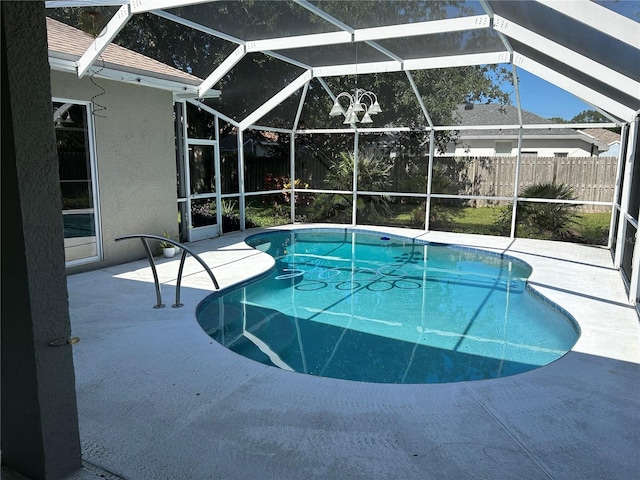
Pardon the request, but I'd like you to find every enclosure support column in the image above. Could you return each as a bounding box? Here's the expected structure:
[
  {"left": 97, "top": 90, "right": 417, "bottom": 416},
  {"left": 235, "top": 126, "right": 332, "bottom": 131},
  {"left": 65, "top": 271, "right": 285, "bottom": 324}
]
[
  {"left": 425, "top": 129, "right": 435, "bottom": 231},
  {"left": 238, "top": 129, "right": 247, "bottom": 230},
  {"left": 352, "top": 131, "right": 359, "bottom": 226},
  {"left": 175, "top": 101, "right": 189, "bottom": 240},
  {"left": 290, "top": 132, "right": 296, "bottom": 223},
  {"left": 214, "top": 115, "right": 223, "bottom": 231},
  {"left": 509, "top": 127, "right": 524, "bottom": 238},
  {"left": 181, "top": 100, "right": 195, "bottom": 242},
  {"left": 1, "top": 2, "right": 82, "bottom": 478},
  {"left": 621, "top": 119, "right": 640, "bottom": 303},
  {"left": 213, "top": 142, "right": 223, "bottom": 231},
  {"left": 614, "top": 120, "right": 638, "bottom": 269},
  {"left": 608, "top": 124, "right": 629, "bottom": 250}
]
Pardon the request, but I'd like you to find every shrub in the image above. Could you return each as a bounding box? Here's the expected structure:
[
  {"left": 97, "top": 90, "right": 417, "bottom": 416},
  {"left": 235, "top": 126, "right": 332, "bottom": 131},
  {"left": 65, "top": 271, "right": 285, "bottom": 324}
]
[
  {"left": 497, "top": 182, "right": 582, "bottom": 240},
  {"left": 262, "top": 174, "right": 310, "bottom": 206},
  {"left": 308, "top": 152, "right": 393, "bottom": 223}
]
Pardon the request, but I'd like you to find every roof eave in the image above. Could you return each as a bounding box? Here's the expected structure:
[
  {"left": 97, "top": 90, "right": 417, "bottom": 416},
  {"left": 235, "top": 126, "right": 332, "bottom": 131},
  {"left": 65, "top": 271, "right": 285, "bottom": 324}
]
[{"left": 49, "top": 55, "right": 221, "bottom": 98}]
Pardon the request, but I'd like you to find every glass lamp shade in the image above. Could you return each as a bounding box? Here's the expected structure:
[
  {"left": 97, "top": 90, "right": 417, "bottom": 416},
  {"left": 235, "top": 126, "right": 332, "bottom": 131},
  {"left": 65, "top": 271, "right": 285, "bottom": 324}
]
[
  {"left": 368, "top": 101, "right": 382, "bottom": 114},
  {"left": 360, "top": 112, "right": 373, "bottom": 124},
  {"left": 352, "top": 102, "right": 364, "bottom": 113},
  {"left": 343, "top": 111, "right": 359, "bottom": 124},
  {"left": 329, "top": 102, "right": 343, "bottom": 117}
]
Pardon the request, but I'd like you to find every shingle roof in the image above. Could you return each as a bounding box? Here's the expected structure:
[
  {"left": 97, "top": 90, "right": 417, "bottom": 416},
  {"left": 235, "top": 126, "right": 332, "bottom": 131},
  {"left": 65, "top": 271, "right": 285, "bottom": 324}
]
[
  {"left": 580, "top": 128, "right": 621, "bottom": 145},
  {"left": 46, "top": 17, "right": 202, "bottom": 86},
  {"left": 453, "top": 104, "right": 578, "bottom": 137}
]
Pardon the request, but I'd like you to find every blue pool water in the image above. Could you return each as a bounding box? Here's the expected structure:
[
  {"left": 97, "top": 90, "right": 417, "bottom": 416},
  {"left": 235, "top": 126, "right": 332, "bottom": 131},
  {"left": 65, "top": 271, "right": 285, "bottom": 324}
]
[{"left": 197, "top": 229, "right": 580, "bottom": 384}]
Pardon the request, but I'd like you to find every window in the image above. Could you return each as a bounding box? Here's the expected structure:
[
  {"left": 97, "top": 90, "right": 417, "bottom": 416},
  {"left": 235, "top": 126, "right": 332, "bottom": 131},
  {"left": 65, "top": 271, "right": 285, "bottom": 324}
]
[
  {"left": 495, "top": 141, "right": 512, "bottom": 156},
  {"left": 53, "top": 100, "right": 102, "bottom": 265},
  {"left": 554, "top": 152, "right": 568, "bottom": 158}
]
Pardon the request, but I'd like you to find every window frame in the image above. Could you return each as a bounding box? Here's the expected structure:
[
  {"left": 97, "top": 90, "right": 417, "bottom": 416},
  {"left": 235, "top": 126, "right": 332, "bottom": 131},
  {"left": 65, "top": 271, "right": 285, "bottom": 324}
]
[{"left": 53, "top": 97, "right": 103, "bottom": 266}]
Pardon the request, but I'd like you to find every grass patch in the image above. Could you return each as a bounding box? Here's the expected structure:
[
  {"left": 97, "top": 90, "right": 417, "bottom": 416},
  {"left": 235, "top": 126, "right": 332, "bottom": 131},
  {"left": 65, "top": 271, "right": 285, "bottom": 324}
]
[
  {"left": 443, "top": 206, "right": 503, "bottom": 236},
  {"left": 241, "top": 203, "right": 611, "bottom": 246},
  {"left": 574, "top": 211, "right": 611, "bottom": 245},
  {"left": 245, "top": 202, "right": 290, "bottom": 227}
]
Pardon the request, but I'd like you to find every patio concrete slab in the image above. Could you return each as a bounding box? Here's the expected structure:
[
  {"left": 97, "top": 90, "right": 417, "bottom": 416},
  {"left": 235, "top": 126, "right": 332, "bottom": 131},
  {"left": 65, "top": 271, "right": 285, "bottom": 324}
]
[{"left": 61, "top": 226, "right": 639, "bottom": 480}]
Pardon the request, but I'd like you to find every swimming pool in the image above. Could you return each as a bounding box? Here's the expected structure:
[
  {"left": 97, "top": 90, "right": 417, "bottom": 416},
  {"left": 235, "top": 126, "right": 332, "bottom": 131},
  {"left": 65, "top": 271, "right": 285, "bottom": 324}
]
[{"left": 197, "top": 229, "right": 580, "bottom": 383}]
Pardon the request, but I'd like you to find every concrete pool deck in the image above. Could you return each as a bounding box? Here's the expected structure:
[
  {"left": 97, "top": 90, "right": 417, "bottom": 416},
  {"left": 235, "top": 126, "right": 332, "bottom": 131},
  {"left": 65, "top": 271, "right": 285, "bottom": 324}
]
[{"left": 16, "top": 226, "right": 639, "bottom": 479}]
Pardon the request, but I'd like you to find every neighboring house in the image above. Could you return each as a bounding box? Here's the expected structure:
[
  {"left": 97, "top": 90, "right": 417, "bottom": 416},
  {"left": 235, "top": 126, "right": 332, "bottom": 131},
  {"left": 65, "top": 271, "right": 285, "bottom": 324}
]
[
  {"left": 47, "top": 18, "right": 218, "bottom": 271},
  {"left": 580, "top": 127, "right": 622, "bottom": 158},
  {"left": 444, "top": 104, "right": 609, "bottom": 158}
]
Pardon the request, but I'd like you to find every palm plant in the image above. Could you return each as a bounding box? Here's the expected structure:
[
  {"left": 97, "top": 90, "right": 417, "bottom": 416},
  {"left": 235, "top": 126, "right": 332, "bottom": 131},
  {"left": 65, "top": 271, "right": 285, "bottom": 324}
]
[
  {"left": 498, "top": 182, "right": 581, "bottom": 239},
  {"left": 309, "top": 151, "right": 393, "bottom": 223}
]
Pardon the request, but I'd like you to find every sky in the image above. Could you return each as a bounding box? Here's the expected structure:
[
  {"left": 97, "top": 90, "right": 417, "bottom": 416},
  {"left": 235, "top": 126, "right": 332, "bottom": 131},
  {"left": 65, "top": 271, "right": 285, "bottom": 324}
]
[
  {"left": 514, "top": 70, "right": 593, "bottom": 121},
  {"left": 506, "top": 0, "right": 640, "bottom": 121}
]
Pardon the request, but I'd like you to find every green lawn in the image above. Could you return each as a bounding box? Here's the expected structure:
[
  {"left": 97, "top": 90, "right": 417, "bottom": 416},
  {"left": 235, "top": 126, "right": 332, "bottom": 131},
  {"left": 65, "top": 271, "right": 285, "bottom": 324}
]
[
  {"left": 244, "top": 202, "right": 611, "bottom": 246},
  {"left": 430, "top": 206, "right": 610, "bottom": 245},
  {"left": 245, "top": 202, "right": 291, "bottom": 227}
]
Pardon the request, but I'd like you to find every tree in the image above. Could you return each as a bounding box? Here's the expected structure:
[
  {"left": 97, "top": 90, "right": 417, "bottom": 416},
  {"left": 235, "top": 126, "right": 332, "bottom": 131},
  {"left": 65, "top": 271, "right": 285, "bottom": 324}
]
[
  {"left": 570, "top": 110, "right": 609, "bottom": 123},
  {"left": 48, "top": 2, "right": 513, "bottom": 151},
  {"left": 548, "top": 116, "right": 568, "bottom": 124}
]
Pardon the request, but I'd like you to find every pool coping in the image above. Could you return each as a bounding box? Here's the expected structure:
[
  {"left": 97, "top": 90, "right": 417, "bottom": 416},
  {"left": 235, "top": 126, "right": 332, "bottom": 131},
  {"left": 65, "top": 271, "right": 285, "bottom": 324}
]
[{"left": 61, "top": 225, "right": 640, "bottom": 480}]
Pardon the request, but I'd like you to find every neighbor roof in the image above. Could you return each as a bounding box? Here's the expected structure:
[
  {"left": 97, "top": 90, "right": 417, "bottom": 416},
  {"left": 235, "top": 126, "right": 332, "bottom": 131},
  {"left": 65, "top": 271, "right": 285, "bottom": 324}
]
[
  {"left": 453, "top": 104, "right": 609, "bottom": 151},
  {"left": 45, "top": 0, "right": 639, "bottom": 128},
  {"left": 580, "top": 128, "right": 621, "bottom": 146}
]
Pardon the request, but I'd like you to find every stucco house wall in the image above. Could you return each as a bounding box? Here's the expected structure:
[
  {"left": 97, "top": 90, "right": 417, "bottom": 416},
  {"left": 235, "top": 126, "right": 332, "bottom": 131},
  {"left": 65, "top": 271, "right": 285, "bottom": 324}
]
[{"left": 51, "top": 70, "right": 178, "bottom": 273}]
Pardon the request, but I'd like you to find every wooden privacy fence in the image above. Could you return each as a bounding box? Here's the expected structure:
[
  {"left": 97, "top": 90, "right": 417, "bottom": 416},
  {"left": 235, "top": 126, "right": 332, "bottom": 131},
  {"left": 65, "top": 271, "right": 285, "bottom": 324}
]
[
  {"left": 225, "top": 154, "right": 617, "bottom": 212},
  {"left": 435, "top": 155, "right": 617, "bottom": 211}
]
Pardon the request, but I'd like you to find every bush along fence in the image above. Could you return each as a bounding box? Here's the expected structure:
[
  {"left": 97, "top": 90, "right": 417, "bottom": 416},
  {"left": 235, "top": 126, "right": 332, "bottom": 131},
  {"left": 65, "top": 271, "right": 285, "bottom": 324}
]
[{"left": 433, "top": 155, "right": 617, "bottom": 211}]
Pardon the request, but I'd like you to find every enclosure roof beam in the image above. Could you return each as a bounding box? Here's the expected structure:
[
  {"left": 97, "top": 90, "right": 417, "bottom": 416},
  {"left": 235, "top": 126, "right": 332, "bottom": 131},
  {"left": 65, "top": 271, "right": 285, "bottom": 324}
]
[
  {"left": 293, "top": 82, "right": 310, "bottom": 131},
  {"left": 312, "top": 51, "right": 510, "bottom": 78},
  {"left": 293, "top": 0, "right": 354, "bottom": 34},
  {"left": 152, "top": 9, "right": 244, "bottom": 45},
  {"left": 198, "top": 44, "right": 245, "bottom": 97},
  {"left": 130, "top": 0, "right": 213, "bottom": 14},
  {"left": 261, "top": 51, "right": 313, "bottom": 71},
  {"left": 316, "top": 76, "right": 348, "bottom": 119},
  {"left": 511, "top": 54, "right": 633, "bottom": 122},
  {"left": 534, "top": 0, "right": 640, "bottom": 49},
  {"left": 76, "top": 4, "right": 131, "bottom": 78},
  {"left": 313, "top": 61, "right": 401, "bottom": 78},
  {"left": 291, "top": 0, "right": 400, "bottom": 65},
  {"left": 248, "top": 125, "right": 294, "bottom": 135},
  {"left": 405, "top": 52, "right": 510, "bottom": 71},
  {"left": 186, "top": 98, "right": 239, "bottom": 127},
  {"left": 239, "top": 70, "right": 313, "bottom": 130},
  {"left": 246, "top": 31, "right": 352, "bottom": 53},
  {"left": 511, "top": 64, "right": 523, "bottom": 127},
  {"left": 245, "top": 16, "right": 490, "bottom": 53},
  {"left": 354, "top": 15, "right": 490, "bottom": 42},
  {"left": 478, "top": 1, "right": 522, "bottom": 126},
  {"left": 45, "top": 1, "right": 128, "bottom": 6},
  {"left": 494, "top": 14, "right": 640, "bottom": 100},
  {"left": 449, "top": 123, "right": 618, "bottom": 131},
  {"left": 296, "top": 127, "right": 427, "bottom": 134},
  {"left": 405, "top": 71, "right": 434, "bottom": 129}
]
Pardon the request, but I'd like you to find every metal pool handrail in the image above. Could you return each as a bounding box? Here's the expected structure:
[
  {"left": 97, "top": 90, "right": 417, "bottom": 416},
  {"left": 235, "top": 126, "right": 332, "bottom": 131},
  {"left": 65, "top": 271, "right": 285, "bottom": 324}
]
[{"left": 115, "top": 234, "right": 220, "bottom": 309}]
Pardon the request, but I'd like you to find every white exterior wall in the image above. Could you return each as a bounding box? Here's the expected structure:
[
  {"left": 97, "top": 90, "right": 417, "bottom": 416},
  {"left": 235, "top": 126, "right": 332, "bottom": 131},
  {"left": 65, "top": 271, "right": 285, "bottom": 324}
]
[
  {"left": 50, "top": 71, "right": 178, "bottom": 272},
  {"left": 443, "top": 137, "right": 598, "bottom": 157}
]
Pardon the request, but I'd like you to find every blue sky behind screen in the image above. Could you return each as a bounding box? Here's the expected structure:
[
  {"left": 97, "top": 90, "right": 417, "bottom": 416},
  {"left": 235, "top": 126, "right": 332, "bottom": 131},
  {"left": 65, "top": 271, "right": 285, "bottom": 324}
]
[{"left": 516, "top": 70, "right": 592, "bottom": 120}]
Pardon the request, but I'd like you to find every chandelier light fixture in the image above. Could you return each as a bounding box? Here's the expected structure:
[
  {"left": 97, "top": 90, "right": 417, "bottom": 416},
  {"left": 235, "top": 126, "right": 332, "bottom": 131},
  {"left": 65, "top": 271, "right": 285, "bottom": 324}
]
[{"left": 329, "top": 88, "right": 382, "bottom": 125}]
